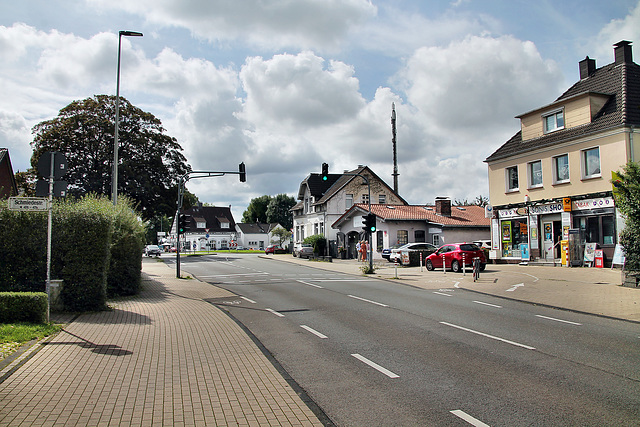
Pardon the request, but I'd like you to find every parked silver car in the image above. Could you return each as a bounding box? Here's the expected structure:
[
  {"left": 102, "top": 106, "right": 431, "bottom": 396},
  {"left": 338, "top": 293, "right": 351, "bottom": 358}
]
[
  {"left": 389, "top": 242, "right": 437, "bottom": 264},
  {"left": 293, "top": 243, "right": 314, "bottom": 259},
  {"left": 144, "top": 245, "right": 162, "bottom": 257}
]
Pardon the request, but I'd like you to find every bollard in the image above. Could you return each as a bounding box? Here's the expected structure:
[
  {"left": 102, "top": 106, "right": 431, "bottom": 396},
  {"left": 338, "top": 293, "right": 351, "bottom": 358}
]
[
  {"left": 442, "top": 253, "right": 446, "bottom": 274},
  {"left": 394, "top": 259, "right": 398, "bottom": 279},
  {"left": 462, "top": 253, "right": 466, "bottom": 276},
  {"left": 420, "top": 252, "right": 423, "bottom": 272}
]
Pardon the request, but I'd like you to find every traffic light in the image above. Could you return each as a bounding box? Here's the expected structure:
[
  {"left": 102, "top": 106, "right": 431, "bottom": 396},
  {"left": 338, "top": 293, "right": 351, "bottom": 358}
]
[
  {"left": 178, "top": 214, "right": 192, "bottom": 234},
  {"left": 321, "top": 163, "right": 329, "bottom": 181},
  {"left": 366, "top": 213, "right": 376, "bottom": 233},
  {"left": 361, "top": 215, "right": 369, "bottom": 232},
  {"left": 239, "top": 162, "right": 246, "bottom": 182}
]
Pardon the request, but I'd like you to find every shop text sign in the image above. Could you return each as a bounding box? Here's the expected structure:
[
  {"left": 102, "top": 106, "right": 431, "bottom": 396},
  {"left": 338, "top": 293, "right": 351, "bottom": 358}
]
[
  {"left": 528, "top": 203, "right": 563, "bottom": 216},
  {"left": 572, "top": 197, "right": 614, "bottom": 210}
]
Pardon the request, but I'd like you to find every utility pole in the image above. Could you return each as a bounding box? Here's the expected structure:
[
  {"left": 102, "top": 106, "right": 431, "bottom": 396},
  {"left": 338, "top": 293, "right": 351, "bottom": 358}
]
[{"left": 391, "top": 102, "right": 399, "bottom": 194}]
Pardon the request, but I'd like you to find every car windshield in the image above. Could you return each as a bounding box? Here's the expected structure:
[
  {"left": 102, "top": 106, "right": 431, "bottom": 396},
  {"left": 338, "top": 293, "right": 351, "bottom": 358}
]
[{"left": 460, "top": 244, "right": 480, "bottom": 251}]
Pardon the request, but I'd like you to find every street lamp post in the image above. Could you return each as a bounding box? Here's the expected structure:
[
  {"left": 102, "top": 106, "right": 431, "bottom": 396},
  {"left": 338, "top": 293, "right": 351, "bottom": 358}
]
[{"left": 112, "top": 30, "right": 143, "bottom": 206}]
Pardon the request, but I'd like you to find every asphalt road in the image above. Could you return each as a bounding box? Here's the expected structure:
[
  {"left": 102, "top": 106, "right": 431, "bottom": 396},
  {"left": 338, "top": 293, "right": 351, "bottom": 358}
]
[{"left": 171, "top": 254, "right": 640, "bottom": 426}]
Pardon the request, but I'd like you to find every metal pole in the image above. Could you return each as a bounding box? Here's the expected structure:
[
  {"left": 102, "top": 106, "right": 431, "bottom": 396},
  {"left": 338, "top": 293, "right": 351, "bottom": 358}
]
[
  {"left": 45, "top": 152, "right": 54, "bottom": 323},
  {"left": 112, "top": 33, "right": 123, "bottom": 206}
]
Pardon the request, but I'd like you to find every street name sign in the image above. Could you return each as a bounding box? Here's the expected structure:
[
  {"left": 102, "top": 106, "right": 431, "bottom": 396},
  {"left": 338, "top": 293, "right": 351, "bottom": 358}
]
[{"left": 9, "top": 197, "right": 49, "bottom": 211}]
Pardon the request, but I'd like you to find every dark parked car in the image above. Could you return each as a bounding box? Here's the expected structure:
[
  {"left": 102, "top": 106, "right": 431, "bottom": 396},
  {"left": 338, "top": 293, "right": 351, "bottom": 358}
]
[
  {"left": 425, "top": 243, "right": 486, "bottom": 272},
  {"left": 381, "top": 244, "right": 402, "bottom": 261}
]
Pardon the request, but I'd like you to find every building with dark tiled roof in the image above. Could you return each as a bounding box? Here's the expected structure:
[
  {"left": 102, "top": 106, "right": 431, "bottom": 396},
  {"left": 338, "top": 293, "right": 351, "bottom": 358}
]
[
  {"left": 170, "top": 204, "right": 237, "bottom": 251},
  {"left": 332, "top": 199, "right": 490, "bottom": 259},
  {"left": 291, "top": 165, "right": 406, "bottom": 257},
  {"left": 485, "top": 41, "right": 640, "bottom": 264},
  {"left": 0, "top": 149, "right": 18, "bottom": 199}
]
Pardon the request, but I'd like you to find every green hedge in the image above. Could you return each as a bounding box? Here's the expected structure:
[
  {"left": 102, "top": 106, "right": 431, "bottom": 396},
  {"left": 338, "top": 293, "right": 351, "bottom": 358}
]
[
  {"left": 0, "top": 292, "right": 48, "bottom": 323},
  {"left": 0, "top": 195, "right": 145, "bottom": 314}
]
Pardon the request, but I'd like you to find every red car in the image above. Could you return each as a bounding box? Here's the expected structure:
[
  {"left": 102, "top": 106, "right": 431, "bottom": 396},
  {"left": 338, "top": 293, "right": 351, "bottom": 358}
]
[{"left": 425, "top": 243, "right": 486, "bottom": 272}]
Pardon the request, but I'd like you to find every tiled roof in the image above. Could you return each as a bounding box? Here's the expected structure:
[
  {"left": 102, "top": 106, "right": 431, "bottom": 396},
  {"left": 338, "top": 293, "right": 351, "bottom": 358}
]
[
  {"left": 237, "top": 223, "right": 270, "bottom": 234},
  {"left": 333, "top": 203, "right": 489, "bottom": 228},
  {"left": 485, "top": 60, "right": 640, "bottom": 163},
  {"left": 314, "top": 166, "right": 407, "bottom": 206},
  {"left": 182, "top": 205, "right": 236, "bottom": 233}
]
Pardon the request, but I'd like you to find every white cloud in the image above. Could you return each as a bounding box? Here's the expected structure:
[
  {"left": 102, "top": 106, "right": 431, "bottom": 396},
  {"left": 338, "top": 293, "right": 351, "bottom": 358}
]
[
  {"left": 87, "top": 0, "right": 377, "bottom": 51},
  {"left": 591, "top": 2, "right": 640, "bottom": 61}
]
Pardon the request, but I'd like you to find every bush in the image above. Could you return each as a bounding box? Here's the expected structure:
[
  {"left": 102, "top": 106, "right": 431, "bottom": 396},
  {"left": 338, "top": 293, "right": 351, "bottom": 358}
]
[
  {"left": 107, "top": 199, "right": 145, "bottom": 297},
  {"left": 304, "top": 234, "right": 327, "bottom": 256},
  {"left": 0, "top": 292, "right": 48, "bottom": 323}
]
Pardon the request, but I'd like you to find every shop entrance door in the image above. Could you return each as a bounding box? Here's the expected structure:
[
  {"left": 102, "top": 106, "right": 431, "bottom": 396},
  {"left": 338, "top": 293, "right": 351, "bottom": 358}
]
[
  {"left": 543, "top": 222, "right": 554, "bottom": 260},
  {"left": 553, "top": 220, "right": 562, "bottom": 258}
]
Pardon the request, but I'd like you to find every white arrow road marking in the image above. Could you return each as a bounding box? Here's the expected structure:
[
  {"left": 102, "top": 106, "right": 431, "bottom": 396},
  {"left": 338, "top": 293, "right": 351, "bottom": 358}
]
[
  {"left": 450, "top": 410, "right": 491, "bottom": 426},
  {"left": 300, "top": 325, "right": 328, "bottom": 339},
  {"left": 440, "top": 322, "right": 536, "bottom": 350},
  {"left": 506, "top": 283, "right": 524, "bottom": 292},
  {"left": 266, "top": 308, "right": 285, "bottom": 317},
  {"left": 351, "top": 354, "right": 399, "bottom": 378},
  {"left": 535, "top": 314, "right": 582, "bottom": 325},
  {"left": 296, "top": 280, "right": 324, "bottom": 289}
]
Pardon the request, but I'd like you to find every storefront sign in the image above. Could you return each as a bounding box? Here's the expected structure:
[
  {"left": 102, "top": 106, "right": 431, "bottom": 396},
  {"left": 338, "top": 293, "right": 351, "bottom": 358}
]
[
  {"left": 572, "top": 197, "right": 614, "bottom": 210},
  {"left": 529, "top": 202, "right": 563, "bottom": 216},
  {"left": 498, "top": 207, "right": 528, "bottom": 218},
  {"left": 563, "top": 197, "right": 572, "bottom": 211}
]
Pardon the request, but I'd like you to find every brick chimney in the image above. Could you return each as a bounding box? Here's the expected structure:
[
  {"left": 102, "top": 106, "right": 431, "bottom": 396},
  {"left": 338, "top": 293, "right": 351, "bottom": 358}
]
[
  {"left": 614, "top": 40, "right": 632, "bottom": 65},
  {"left": 435, "top": 197, "right": 451, "bottom": 217},
  {"left": 579, "top": 56, "right": 596, "bottom": 79}
]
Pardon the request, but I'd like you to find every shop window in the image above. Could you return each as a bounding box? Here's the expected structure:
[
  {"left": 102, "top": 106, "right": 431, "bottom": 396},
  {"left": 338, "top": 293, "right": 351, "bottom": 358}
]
[
  {"left": 582, "top": 147, "right": 601, "bottom": 179},
  {"left": 397, "top": 230, "right": 408, "bottom": 245},
  {"left": 415, "top": 230, "right": 425, "bottom": 242},
  {"left": 553, "top": 154, "right": 570, "bottom": 183},
  {"left": 579, "top": 215, "right": 615, "bottom": 246},
  {"left": 527, "top": 160, "right": 543, "bottom": 188},
  {"left": 501, "top": 218, "right": 528, "bottom": 258}
]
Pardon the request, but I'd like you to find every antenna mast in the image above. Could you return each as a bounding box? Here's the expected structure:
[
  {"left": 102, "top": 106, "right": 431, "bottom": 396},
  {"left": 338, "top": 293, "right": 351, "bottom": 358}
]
[{"left": 391, "top": 102, "right": 399, "bottom": 193}]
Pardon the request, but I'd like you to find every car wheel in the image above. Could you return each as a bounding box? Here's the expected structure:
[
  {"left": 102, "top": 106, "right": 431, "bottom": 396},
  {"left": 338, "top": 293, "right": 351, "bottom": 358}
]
[
  {"left": 426, "top": 260, "right": 434, "bottom": 271},
  {"left": 451, "top": 260, "right": 460, "bottom": 273}
]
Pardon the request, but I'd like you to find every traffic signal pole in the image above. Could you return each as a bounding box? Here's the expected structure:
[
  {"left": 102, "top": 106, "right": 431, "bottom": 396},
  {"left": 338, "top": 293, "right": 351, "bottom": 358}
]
[{"left": 175, "top": 164, "right": 247, "bottom": 278}]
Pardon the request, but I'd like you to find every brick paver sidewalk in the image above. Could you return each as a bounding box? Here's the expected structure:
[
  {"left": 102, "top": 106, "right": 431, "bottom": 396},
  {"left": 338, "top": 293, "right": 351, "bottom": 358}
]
[{"left": 0, "top": 260, "right": 322, "bottom": 426}]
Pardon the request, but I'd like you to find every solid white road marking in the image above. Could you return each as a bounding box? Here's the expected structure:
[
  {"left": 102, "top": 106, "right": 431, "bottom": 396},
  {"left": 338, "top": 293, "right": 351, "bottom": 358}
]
[
  {"left": 450, "top": 410, "right": 491, "bottom": 426},
  {"left": 200, "top": 272, "right": 269, "bottom": 278},
  {"left": 433, "top": 291, "right": 453, "bottom": 297},
  {"left": 296, "top": 280, "right": 324, "bottom": 289},
  {"left": 506, "top": 283, "right": 524, "bottom": 292},
  {"left": 473, "top": 301, "right": 502, "bottom": 308},
  {"left": 240, "top": 296, "right": 256, "bottom": 304},
  {"left": 440, "top": 322, "right": 536, "bottom": 350},
  {"left": 300, "top": 325, "right": 328, "bottom": 339},
  {"left": 521, "top": 272, "right": 539, "bottom": 282},
  {"left": 351, "top": 354, "right": 399, "bottom": 378},
  {"left": 535, "top": 314, "right": 582, "bottom": 325},
  {"left": 266, "top": 308, "right": 285, "bottom": 317},
  {"left": 348, "top": 295, "right": 389, "bottom": 307}
]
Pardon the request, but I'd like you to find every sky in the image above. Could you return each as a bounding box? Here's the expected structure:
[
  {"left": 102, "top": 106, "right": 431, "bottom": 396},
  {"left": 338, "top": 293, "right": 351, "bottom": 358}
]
[{"left": 2, "top": 0, "right": 640, "bottom": 222}]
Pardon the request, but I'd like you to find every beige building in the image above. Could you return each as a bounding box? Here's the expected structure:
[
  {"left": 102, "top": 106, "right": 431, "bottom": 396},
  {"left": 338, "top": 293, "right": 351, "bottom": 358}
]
[{"left": 485, "top": 41, "right": 640, "bottom": 264}]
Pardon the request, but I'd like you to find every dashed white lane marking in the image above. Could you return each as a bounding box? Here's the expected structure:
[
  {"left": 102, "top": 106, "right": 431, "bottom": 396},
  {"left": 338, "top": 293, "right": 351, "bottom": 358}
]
[
  {"left": 440, "top": 322, "right": 536, "bottom": 350},
  {"left": 473, "top": 300, "right": 502, "bottom": 308},
  {"left": 240, "top": 296, "right": 256, "bottom": 304},
  {"left": 266, "top": 308, "right": 285, "bottom": 317},
  {"left": 535, "top": 314, "right": 582, "bottom": 325},
  {"left": 351, "top": 354, "right": 399, "bottom": 378},
  {"left": 450, "top": 409, "right": 491, "bottom": 426},
  {"left": 347, "top": 295, "right": 389, "bottom": 307},
  {"left": 300, "top": 325, "right": 328, "bottom": 339},
  {"left": 296, "top": 280, "right": 324, "bottom": 289},
  {"left": 433, "top": 291, "right": 453, "bottom": 297}
]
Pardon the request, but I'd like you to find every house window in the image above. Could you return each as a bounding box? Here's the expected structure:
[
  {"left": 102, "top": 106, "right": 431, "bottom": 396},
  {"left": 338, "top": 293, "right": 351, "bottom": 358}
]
[
  {"left": 397, "top": 230, "right": 408, "bottom": 245},
  {"left": 197, "top": 221, "right": 206, "bottom": 228},
  {"left": 553, "top": 154, "right": 570, "bottom": 183},
  {"left": 414, "top": 230, "right": 425, "bottom": 242},
  {"left": 220, "top": 222, "right": 230, "bottom": 229},
  {"left": 433, "top": 234, "right": 440, "bottom": 246},
  {"left": 314, "top": 223, "right": 318, "bottom": 235},
  {"left": 346, "top": 194, "right": 353, "bottom": 209},
  {"left": 320, "top": 222, "right": 324, "bottom": 235},
  {"left": 527, "top": 160, "right": 543, "bottom": 188},
  {"left": 361, "top": 194, "right": 369, "bottom": 204},
  {"left": 505, "top": 166, "right": 519, "bottom": 192},
  {"left": 582, "top": 147, "right": 601, "bottom": 178},
  {"left": 379, "top": 194, "right": 386, "bottom": 204},
  {"left": 543, "top": 109, "right": 564, "bottom": 133}
]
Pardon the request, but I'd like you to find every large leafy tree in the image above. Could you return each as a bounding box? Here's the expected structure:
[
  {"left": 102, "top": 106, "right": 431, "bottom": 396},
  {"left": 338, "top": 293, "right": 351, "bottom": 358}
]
[
  {"left": 612, "top": 162, "right": 640, "bottom": 272},
  {"left": 242, "top": 195, "right": 271, "bottom": 223},
  {"left": 266, "top": 193, "right": 296, "bottom": 230},
  {"left": 30, "top": 95, "right": 190, "bottom": 220}
]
